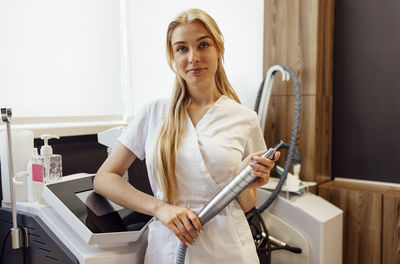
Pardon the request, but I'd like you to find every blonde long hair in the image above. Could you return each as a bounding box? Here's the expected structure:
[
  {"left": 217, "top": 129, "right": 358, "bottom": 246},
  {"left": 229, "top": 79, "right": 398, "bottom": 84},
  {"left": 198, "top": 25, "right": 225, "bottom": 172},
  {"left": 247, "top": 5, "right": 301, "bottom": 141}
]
[{"left": 153, "top": 9, "right": 240, "bottom": 203}]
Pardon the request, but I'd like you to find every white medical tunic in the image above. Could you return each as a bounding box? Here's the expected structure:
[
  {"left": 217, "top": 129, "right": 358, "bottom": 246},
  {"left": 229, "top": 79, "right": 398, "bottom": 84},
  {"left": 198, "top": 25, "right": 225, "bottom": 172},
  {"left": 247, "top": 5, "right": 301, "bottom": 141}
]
[{"left": 118, "top": 95, "right": 266, "bottom": 264}]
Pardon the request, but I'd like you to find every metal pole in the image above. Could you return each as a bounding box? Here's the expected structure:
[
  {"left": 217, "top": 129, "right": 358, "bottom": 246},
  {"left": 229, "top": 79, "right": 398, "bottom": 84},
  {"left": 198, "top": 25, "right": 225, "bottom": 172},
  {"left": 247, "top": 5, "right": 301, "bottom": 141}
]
[{"left": 1, "top": 108, "right": 22, "bottom": 249}]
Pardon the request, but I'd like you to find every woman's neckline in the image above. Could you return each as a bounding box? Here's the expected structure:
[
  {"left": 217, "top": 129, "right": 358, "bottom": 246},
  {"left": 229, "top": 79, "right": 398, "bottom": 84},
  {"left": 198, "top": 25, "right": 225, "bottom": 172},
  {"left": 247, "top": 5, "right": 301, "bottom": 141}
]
[{"left": 187, "top": 95, "right": 226, "bottom": 128}]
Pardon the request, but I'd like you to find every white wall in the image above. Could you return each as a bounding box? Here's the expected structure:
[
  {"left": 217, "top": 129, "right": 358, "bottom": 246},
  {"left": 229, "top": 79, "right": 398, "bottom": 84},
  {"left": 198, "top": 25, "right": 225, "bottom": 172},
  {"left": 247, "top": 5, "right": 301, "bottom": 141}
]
[
  {"left": 0, "top": 0, "right": 264, "bottom": 134},
  {"left": 126, "top": 0, "right": 264, "bottom": 114},
  {"left": 0, "top": 0, "right": 121, "bottom": 118}
]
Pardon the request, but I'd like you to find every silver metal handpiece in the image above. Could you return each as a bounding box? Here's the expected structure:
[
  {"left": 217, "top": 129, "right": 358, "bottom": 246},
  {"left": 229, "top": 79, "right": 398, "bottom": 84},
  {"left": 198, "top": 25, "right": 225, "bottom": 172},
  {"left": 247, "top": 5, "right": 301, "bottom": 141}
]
[{"left": 197, "top": 140, "right": 284, "bottom": 225}]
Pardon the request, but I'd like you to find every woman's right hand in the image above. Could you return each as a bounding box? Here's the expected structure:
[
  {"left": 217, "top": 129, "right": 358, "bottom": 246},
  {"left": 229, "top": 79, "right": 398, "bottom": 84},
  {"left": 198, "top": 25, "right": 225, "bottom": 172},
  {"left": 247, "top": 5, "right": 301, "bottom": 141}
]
[{"left": 154, "top": 203, "right": 203, "bottom": 245}]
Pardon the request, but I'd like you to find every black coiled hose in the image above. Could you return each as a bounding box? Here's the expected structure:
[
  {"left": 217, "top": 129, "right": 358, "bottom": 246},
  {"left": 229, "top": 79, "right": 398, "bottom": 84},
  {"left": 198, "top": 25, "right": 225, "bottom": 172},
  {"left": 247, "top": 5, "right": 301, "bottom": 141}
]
[{"left": 257, "top": 64, "right": 302, "bottom": 213}]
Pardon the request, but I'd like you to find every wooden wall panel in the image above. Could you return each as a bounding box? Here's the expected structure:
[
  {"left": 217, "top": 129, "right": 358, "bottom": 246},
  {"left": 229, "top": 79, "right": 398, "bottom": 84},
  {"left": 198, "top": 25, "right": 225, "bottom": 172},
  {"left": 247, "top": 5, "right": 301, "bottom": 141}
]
[
  {"left": 264, "top": 95, "right": 315, "bottom": 182},
  {"left": 263, "top": 0, "right": 334, "bottom": 184},
  {"left": 319, "top": 181, "right": 400, "bottom": 264},
  {"left": 319, "top": 181, "right": 383, "bottom": 264},
  {"left": 264, "top": 0, "right": 318, "bottom": 96},
  {"left": 264, "top": 94, "right": 331, "bottom": 183},
  {"left": 382, "top": 190, "right": 400, "bottom": 264},
  {"left": 317, "top": 0, "right": 335, "bottom": 96},
  {"left": 315, "top": 95, "right": 332, "bottom": 183}
]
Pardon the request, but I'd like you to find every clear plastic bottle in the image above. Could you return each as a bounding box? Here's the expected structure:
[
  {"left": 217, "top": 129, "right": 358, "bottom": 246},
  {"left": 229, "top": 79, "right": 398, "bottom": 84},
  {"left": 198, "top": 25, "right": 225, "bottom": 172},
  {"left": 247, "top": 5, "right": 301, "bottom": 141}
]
[
  {"left": 38, "top": 134, "right": 62, "bottom": 184},
  {"left": 35, "top": 155, "right": 62, "bottom": 184}
]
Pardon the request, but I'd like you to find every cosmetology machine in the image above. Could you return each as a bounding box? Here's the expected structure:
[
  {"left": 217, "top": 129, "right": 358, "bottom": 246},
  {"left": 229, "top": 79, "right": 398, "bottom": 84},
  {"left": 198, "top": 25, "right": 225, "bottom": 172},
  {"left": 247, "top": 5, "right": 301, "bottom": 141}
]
[
  {"left": 251, "top": 66, "right": 342, "bottom": 264},
  {"left": 0, "top": 65, "right": 342, "bottom": 264},
  {"left": 0, "top": 115, "right": 151, "bottom": 264}
]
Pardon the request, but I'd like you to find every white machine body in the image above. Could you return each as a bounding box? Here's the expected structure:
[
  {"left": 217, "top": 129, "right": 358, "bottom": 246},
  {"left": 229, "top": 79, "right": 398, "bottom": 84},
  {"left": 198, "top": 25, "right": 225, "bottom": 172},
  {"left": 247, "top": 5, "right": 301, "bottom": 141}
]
[
  {"left": 14, "top": 202, "right": 147, "bottom": 264},
  {"left": 257, "top": 188, "right": 343, "bottom": 264},
  {"left": 6, "top": 173, "right": 150, "bottom": 264}
]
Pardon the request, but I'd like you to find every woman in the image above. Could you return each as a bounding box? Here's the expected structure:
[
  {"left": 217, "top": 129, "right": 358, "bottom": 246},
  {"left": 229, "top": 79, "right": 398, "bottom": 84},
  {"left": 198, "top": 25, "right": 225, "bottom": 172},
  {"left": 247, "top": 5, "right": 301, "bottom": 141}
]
[{"left": 94, "top": 8, "right": 280, "bottom": 263}]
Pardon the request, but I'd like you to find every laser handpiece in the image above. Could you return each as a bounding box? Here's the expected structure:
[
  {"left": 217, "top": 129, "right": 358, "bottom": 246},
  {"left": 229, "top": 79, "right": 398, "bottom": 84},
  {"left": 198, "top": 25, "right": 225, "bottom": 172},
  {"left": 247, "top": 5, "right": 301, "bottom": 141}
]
[
  {"left": 176, "top": 140, "right": 284, "bottom": 263},
  {"left": 197, "top": 140, "right": 284, "bottom": 224}
]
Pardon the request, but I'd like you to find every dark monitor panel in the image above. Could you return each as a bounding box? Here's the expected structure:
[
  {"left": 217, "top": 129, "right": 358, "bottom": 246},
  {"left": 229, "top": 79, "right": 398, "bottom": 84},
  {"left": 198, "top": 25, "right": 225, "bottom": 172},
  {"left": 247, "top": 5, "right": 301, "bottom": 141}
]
[
  {"left": 332, "top": 0, "right": 400, "bottom": 183},
  {"left": 47, "top": 175, "right": 152, "bottom": 234}
]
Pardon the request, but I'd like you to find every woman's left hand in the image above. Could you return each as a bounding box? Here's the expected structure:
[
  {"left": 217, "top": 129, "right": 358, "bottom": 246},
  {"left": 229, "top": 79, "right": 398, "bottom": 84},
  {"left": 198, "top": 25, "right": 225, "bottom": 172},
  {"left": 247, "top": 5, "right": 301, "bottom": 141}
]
[{"left": 239, "top": 150, "right": 281, "bottom": 189}]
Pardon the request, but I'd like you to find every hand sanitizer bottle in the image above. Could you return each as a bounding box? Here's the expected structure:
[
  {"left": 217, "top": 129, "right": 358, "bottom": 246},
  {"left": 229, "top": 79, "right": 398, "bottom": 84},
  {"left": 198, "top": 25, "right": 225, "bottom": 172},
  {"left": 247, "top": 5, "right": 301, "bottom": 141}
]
[{"left": 37, "top": 134, "right": 62, "bottom": 184}]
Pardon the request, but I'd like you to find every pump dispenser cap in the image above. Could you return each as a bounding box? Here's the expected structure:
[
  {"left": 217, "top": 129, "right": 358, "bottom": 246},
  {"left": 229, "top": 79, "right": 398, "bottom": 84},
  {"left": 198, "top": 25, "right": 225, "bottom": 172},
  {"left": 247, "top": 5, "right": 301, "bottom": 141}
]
[{"left": 40, "top": 134, "right": 59, "bottom": 155}]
